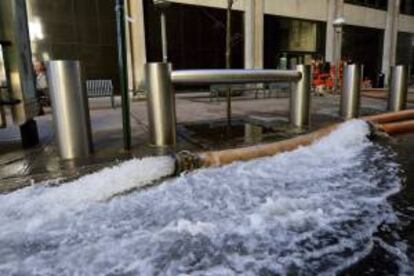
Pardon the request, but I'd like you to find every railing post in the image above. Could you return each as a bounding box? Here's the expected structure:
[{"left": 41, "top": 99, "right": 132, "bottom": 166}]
[
  {"left": 388, "top": 65, "right": 408, "bottom": 112},
  {"left": 145, "top": 62, "right": 176, "bottom": 147},
  {"left": 340, "top": 64, "right": 361, "bottom": 119},
  {"left": 290, "top": 64, "right": 311, "bottom": 128},
  {"left": 47, "top": 60, "right": 93, "bottom": 159}
]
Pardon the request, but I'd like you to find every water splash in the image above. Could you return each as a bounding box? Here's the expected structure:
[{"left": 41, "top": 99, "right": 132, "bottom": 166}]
[{"left": 0, "top": 120, "right": 409, "bottom": 275}]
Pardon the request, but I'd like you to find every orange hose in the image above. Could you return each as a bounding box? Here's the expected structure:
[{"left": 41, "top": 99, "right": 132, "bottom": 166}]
[
  {"left": 362, "top": 109, "right": 414, "bottom": 124},
  {"left": 196, "top": 110, "right": 414, "bottom": 168},
  {"left": 377, "top": 120, "right": 414, "bottom": 135},
  {"left": 199, "top": 125, "right": 337, "bottom": 167}
]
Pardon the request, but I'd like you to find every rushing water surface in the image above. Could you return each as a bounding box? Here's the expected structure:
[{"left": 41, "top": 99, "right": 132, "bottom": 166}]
[{"left": 0, "top": 120, "right": 412, "bottom": 275}]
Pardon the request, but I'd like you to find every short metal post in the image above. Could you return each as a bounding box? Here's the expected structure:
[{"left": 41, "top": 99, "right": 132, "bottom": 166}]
[
  {"left": 145, "top": 62, "right": 176, "bottom": 147},
  {"left": 47, "top": 60, "right": 92, "bottom": 159},
  {"left": 290, "top": 64, "right": 311, "bottom": 128},
  {"left": 388, "top": 65, "right": 408, "bottom": 112},
  {"left": 340, "top": 64, "right": 361, "bottom": 119}
]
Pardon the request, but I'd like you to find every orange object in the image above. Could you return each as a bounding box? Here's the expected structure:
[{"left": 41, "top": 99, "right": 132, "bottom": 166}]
[
  {"left": 196, "top": 110, "right": 414, "bottom": 168},
  {"left": 377, "top": 120, "right": 414, "bottom": 135},
  {"left": 362, "top": 109, "right": 414, "bottom": 124}
]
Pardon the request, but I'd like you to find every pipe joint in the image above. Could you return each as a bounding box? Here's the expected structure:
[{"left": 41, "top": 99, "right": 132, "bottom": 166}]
[{"left": 174, "top": 151, "right": 202, "bottom": 175}]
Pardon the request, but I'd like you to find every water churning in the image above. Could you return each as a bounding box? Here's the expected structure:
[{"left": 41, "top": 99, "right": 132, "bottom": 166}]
[{"left": 0, "top": 120, "right": 410, "bottom": 275}]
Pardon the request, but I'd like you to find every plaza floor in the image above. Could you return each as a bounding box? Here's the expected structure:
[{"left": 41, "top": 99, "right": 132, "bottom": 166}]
[{"left": 0, "top": 91, "right": 413, "bottom": 192}]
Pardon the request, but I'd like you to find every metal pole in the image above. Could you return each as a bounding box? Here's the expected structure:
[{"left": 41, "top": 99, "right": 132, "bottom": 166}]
[
  {"left": 160, "top": 10, "right": 168, "bottom": 63},
  {"left": 340, "top": 64, "right": 361, "bottom": 119},
  {"left": 290, "top": 65, "right": 311, "bottom": 128},
  {"left": 225, "top": 0, "right": 234, "bottom": 131},
  {"left": 47, "top": 60, "right": 92, "bottom": 159},
  {"left": 171, "top": 69, "right": 301, "bottom": 85},
  {"left": 388, "top": 65, "right": 408, "bottom": 111},
  {"left": 333, "top": 26, "right": 343, "bottom": 94},
  {"left": 145, "top": 62, "right": 176, "bottom": 147},
  {"left": 116, "top": 0, "right": 132, "bottom": 150}
]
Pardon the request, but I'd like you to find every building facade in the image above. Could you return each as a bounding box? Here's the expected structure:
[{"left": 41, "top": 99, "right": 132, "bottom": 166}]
[
  {"left": 129, "top": 0, "right": 414, "bottom": 89},
  {"left": 1, "top": 0, "right": 413, "bottom": 91}
]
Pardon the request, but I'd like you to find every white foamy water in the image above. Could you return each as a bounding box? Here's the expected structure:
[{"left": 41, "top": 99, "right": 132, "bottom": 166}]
[{"left": 0, "top": 120, "right": 409, "bottom": 275}]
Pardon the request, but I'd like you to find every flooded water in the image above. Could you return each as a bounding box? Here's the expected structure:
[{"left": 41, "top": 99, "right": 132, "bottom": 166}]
[{"left": 0, "top": 120, "right": 412, "bottom": 275}]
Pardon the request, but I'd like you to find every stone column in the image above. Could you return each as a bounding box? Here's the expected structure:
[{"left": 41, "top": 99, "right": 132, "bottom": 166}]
[
  {"left": 127, "top": 0, "right": 147, "bottom": 92},
  {"left": 382, "top": 0, "right": 401, "bottom": 86},
  {"left": 325, "top": 0, "right": 344, "bottom": 63},
  {"left": 244, "top": 0, "right": 263, "bottom": 69}
]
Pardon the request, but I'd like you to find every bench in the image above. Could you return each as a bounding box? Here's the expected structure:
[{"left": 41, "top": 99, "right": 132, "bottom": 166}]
[
  {"left": 209, "top": 83, "right": 290, "bottom": 102},
  {"left": 86, "top": 79, "right": 115, "bottom": 108},
  {"left": 267, "top": 82, "right": 291, "bottom": 98},
  {"left": 209, "top": 84, "right": 266, "bottom": 102}
]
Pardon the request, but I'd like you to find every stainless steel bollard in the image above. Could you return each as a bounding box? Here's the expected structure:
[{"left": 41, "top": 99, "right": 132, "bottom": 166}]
[
  {"left": 388, "top": 65, "right": 408, "bottom": 112},
  {"left": 340, "top": 64, "right": 361, "bottom": 119},
  {"left": 47, "top": 60, "right": 92, "bottom": 159},
  {"left": 290, "top": 65, "right": 311, "bottom": 128},
  {"left": 145, "top": 62, "right": 176, "bottom": 147}
]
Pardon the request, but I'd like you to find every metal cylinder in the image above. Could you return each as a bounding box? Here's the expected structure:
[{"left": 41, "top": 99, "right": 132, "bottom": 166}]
[
  {"left": 171, "top": 69, "right": 301, "bottom": 85},
  {"left": 340, "top": 64, "right": 361, "bottom": 119},
  {"left": 290, "top": 65, "right": 311, "bottom": 128},
  {"left": 47, "top": 60, "right": 92, "bottom": 159},
  {"left": 388, "top": 65, "right": 408, "bottom": 112},
  {"left": 145, "top": 62, "right": 176, "bottom": 147}
]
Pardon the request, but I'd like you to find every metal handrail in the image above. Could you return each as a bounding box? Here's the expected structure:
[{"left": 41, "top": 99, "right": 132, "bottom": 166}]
[{"left": 171, "top": 69, "right": 302, "bottom": 85}]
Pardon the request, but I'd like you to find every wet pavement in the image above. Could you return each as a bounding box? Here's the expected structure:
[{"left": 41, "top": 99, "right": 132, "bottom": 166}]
[{"left": 0, "top": 92, "right": 411, "bottom": 193}]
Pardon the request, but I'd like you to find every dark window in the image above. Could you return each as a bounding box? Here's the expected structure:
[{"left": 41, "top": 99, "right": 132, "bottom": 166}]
[
  {"left": 401, "top": 0, "right": 414, "bottom": 15},
  {"left": 345, "top": 0, "right": 388, "bottom": 10}
]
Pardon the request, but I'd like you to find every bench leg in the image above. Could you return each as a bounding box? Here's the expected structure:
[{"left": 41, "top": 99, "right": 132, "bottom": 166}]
[{"left": 111, "top": 95, "right": 115, "bottom": 108}]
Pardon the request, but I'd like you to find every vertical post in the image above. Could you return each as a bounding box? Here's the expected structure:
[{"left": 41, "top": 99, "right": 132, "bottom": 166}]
[
  {"left": 226, "top": 0, "right": 233, "bottom": 130},
  {"left": 127, "top": 0, "right": 147, "bottom": 92},
  {"left": 47, "top": 60, "right": 92, "bottom": 159},
  {"left": 145, "top": 62, "right": 176, "bottom": 147},
  {"left": 116, "top": 0, "right": 132, "bottom": 150},
  {"left": 382, "top": 0, "right": 400, "bottom": 86},
  {"left": 0, "top": 83, "right": 7, "bottom": 128},
  {"left": 325, "top": 0, "right": 344, "bottom": 63},
  {"left": 20, "top": 119, "right": 39, "bottom": 149},
  {"left": 340, "top": 64, "right": 361, "bottom": 119},
  {"left": 388, "top": 65, "right": 408, "bottom": 112},
  {"left": 244, "top": 0, "right": 264, "bottom": 70},
  {"left": 1, "top": 0, "right": 40, "bottom": 145},
  {"left": 160, "top": 10, "right": 168, "bottom": 63},
  {"left": 290, "top": 65, "right": 311, "bottom": 128},
  {"left": 244, "top": 0, "right": 254, "bottom": 70}
]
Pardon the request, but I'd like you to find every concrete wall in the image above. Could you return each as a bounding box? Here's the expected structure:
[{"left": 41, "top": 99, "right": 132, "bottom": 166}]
[
  {"left": 399, "top": 14, "right": 414, "bottom": 33},
  {"left": 344, "top": 4, "right": 386, "bottom": 29},
  {"left": 167, "top": 0, "right": 414, "bottom": 33},
  {"left": 26, "top": 0, "right": 119, "bottom": 90}
]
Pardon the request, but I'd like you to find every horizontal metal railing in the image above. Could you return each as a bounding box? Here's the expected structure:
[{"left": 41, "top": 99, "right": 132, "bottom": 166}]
[{"left": 171, "top": 69, "right": 302, "bottom": 85}]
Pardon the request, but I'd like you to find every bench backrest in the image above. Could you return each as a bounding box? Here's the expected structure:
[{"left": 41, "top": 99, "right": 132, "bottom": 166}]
[{"left": 86, "top": 80, "right": 113, "bottom": 97}]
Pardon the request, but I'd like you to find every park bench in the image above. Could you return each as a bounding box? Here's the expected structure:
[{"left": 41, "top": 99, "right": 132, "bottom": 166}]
[
  {"left": 209, "top": 82, "right": 290, "bottom": 102},
  {"left": 86, "top": 79, "right": 115, "bottom": 108}
]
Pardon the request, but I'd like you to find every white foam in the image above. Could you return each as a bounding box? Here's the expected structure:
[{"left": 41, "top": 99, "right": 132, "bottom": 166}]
[
  {"left": 0, "top": 120, "right": 410, "bottom": 275},
  {"left": 0, "top": 156, "right": 175, "bottom": 231}
]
